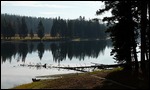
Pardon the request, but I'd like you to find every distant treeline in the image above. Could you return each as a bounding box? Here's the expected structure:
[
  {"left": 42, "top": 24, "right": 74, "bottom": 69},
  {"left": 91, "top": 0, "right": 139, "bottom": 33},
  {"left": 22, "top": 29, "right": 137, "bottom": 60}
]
[
  {"left": 1, "top": 13, "right": 53, "bottom": 34},
  {"left": 1, "top": 13, "right": 107, "bottom": 39},
  {"left": 51, "top": 16, "right": 107, "bottom": 39}
]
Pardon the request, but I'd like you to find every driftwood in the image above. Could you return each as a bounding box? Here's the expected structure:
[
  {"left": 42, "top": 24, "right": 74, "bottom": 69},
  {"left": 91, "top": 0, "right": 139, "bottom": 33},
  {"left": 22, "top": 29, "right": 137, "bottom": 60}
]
[
  {"left": 19, "top": 62, "right": 126, "bottom": 72},
  {"left": 20, "top": 63, "right": 47, "bottom": 68},
  {"left": 91, "top": 62, "right": 125, "bottom": 69},
  {"left": 54, "top": 63, "right": 125, "bottom": 72},
  {"left": 54, "top": 66, "right": 89, "bottom": 72}
]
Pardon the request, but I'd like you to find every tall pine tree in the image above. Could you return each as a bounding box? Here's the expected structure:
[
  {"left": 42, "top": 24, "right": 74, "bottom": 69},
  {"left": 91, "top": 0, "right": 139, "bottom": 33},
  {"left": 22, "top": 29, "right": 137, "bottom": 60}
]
[{"left": 37, "top": 20, "right": 45, "bottom": 40}]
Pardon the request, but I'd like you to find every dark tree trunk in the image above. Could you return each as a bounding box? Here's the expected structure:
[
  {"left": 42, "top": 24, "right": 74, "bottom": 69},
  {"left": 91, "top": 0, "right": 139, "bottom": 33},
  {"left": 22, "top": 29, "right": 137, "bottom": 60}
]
[
  {"left": 128, "top": 1, "right": 139, "bottom": 71},
  {"left": 125, "top": 1, "right": 133, "bottom": 70},
  {"left": 147, "top": 1, "right": 150, "bottom": 61},
  {"left": 140, "top": 1, "right": 147, "bottom": 74}
]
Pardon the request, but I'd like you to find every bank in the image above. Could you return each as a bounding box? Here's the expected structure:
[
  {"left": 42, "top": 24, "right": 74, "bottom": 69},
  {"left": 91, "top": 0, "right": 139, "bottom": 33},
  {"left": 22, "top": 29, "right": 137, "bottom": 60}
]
[{"left": 12, "top": 67, "right": 149, "bottom": 89}]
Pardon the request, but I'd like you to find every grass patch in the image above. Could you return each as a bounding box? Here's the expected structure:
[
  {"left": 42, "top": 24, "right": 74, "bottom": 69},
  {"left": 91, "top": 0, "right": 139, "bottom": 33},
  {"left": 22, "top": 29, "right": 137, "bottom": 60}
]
[
  {"left": 12, "top": 67, "right": 149, "bottom": 89},
  {"left": 1, "top": 34, "right": 61, "bottom": 41}
]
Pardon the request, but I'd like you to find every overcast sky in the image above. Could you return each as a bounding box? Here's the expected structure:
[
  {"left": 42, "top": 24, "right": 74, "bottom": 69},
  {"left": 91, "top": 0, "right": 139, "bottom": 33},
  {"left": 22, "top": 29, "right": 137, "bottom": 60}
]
[{"left": 1, "top": 1, "right": 111, "bottom": 20}]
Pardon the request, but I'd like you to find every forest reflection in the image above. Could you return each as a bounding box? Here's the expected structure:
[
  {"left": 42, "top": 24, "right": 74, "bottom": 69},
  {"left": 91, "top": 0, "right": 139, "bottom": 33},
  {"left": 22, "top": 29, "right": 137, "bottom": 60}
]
[{"left": 1, "top": 40, "right": 112, "bottom": 64}]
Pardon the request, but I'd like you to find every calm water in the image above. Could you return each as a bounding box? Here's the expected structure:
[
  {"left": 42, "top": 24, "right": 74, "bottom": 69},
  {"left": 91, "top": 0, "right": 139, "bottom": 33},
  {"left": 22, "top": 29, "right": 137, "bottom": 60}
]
[{"left": 1, "top": 40, "right": 115, "bottom": 89}]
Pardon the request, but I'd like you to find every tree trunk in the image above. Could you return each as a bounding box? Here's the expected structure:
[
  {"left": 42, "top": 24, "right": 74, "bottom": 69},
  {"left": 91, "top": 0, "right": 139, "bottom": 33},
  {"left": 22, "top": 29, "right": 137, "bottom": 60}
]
[
  {"left": 140, "top": 1, "right": 147, "bottom": 74},
  {"left": 125, "top": 1, "right": 133, "bottom": 70}
]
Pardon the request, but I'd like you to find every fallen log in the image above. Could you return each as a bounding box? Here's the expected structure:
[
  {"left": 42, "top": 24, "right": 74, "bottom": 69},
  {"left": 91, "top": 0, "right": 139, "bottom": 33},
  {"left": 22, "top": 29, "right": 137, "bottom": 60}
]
[{"left": 54, "top": 63, "right": 125, "bottom": 72}]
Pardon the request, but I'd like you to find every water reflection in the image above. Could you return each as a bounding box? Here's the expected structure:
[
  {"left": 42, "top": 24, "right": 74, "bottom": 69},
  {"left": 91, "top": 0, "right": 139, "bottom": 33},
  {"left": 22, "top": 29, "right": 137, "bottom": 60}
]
[
  {"left": 1, "top": 42, "right": 16, "bottom": 63},
  {"left": 29, "top": 42, "right": 34, "bottom": 54},
  {"left": 51, "top": 41, "right": 108, "bottom": 62},
  {"left": 18, "top": 43, "right": 28, "bottom": 62},
  {"left": 1, "top": 40, "right": 113, "bottom": 89},
  {"left": 1, "top": 40, "right": 112, "bottom": 64},
  {"left": 37, "top": 43, "right": 45, "bottom": 60}
]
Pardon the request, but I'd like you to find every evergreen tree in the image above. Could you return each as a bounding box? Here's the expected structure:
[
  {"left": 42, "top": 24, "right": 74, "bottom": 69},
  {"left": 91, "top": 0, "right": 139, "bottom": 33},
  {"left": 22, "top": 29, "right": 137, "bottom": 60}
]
[
  {"left": 1, "top": 18, "right": 7, "bottom": 39},
  {"left": 67, "top": 20, "right": 74, "bottom": 38},
  {"left": 50, "top": 18, "right": 57, "bottom": 37},
  {"left": 7, "top": 21, "right": 15, "bottom": 39},
  {"left": 19, "top": 17, "right": 28, "bottom": 39},
  {"left": 30, "top": 29, "right": 34, "bottom": 39},
  {"left": 96, "top": 1, "right": 149, "bottom": 71},
  {"left": 37, "top": 20, "right": 45, "bottom": 40}
]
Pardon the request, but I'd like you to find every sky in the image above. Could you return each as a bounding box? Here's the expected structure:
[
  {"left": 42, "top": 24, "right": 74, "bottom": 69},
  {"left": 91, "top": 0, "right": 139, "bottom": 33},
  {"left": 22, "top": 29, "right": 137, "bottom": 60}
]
[{"left": 1, "top": 1, "right": 111, "bottom": 20}]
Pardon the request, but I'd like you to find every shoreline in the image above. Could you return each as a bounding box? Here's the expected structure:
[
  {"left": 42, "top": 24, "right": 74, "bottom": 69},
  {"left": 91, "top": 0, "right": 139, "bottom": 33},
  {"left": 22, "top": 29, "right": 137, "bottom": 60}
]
[
  {"left": 1, "top": 37, "right": 108, "bottom": 42},
  {"left": 11, "top": 67, "right": 149, "bottom": 89}
]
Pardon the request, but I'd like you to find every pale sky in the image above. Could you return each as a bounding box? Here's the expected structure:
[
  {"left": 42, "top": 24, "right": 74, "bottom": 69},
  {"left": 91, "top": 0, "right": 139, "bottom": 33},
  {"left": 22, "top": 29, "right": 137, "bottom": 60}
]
[{"left": 1, "top": 1, "right": 111, "bottom": 20}]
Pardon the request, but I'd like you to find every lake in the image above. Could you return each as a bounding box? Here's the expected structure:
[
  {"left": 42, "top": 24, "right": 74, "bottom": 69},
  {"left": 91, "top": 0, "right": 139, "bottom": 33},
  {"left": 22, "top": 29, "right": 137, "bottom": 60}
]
[{"left": 1, "top": 40, "right": 115, "bottom": 89}]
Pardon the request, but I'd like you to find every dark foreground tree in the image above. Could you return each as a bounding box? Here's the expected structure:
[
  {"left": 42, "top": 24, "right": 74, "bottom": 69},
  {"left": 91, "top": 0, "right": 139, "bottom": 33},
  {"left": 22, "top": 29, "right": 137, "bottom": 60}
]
[{"left": 96, "top": 1, "right": 149, "bottom": 71}]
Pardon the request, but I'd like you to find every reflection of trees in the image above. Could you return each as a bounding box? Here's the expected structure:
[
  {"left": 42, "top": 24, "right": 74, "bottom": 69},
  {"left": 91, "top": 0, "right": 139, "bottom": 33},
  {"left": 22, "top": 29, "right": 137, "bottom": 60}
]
[
  {"left": 29, "top": 42, "right": 34, "bottom": 54},
  {"left": 37, "top": 42, "right": 45, "bottom": 60},
  {"left": 50, "top": 42, "right": 67, "bottom": 63},
  {"left": 106, "top": 39, "right": 112, "bottom": 49},
  {"left": 50, "top": 41, "right": 107, "bottom": 63},
  {"left": 1, "top": 42, "right": 16, "bottom": 63},
  {"left": 18, "top": 43, "right": 28, "bottom": 62},
  {"left": 1, "top": 40, "right": 112, "bottom": 63}
]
